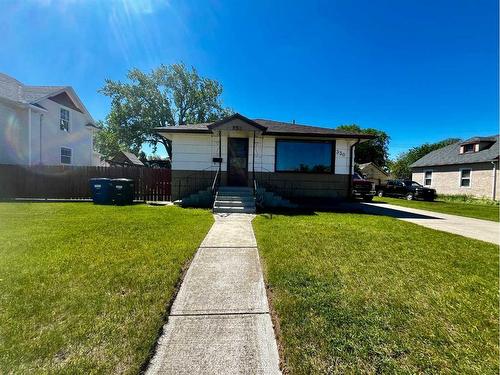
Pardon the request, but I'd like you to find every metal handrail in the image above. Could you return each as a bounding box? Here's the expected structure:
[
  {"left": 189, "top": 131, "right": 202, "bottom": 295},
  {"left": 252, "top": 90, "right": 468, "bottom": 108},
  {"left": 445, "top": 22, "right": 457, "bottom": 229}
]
[{"left": 211, "top": 165, "right": 221, "bottom": 201}]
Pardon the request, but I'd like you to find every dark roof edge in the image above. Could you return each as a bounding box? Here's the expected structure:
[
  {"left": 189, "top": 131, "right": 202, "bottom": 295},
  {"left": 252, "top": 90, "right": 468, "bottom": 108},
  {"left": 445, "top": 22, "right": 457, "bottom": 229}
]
[
  {"left": 155, "top": 127, "right": 211, "bottom": 134},
  {"left": 264, "top": 131, "right": 376, "bottom": 139},
  {"left": 155, "top": 127, "right": 376, "bottom": 139},
  {"left": 411, "top": 159, "right": 499, "bottom": 168},
  {"left": 208, "top": 113, "right": 267, "bottom": 131}
]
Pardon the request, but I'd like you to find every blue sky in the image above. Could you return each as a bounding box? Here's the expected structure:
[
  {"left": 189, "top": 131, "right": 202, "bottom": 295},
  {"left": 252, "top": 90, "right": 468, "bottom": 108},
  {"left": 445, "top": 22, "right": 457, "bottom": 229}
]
[{"left": 0, "top": 0, "right": 498, "bottom": 158}]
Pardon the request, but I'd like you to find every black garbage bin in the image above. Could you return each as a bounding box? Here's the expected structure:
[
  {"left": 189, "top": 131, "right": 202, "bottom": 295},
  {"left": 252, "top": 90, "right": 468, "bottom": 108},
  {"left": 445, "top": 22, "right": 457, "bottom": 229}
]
[
  {"left": 112, "top": 178, "right": 135, "bottom": 205},
  {"left": 89, "top": 178, "right": 113, "bottom": 205}
]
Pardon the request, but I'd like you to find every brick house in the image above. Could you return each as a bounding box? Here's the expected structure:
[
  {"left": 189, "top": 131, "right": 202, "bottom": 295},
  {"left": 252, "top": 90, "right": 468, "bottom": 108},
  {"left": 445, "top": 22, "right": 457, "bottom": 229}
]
[{"left": 411, "top": 136, "right": 499, "bottom": 200}]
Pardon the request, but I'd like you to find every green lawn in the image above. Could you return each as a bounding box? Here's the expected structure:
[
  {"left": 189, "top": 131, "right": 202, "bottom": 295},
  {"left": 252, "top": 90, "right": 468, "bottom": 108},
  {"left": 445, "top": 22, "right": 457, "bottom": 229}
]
[
  {"left": 373, "top": 196, "right": 499, "bottom": 222},
  {"left": 254, "top": 213, "right": 499, "bottom": 374},
  {"left": 0, "top": 203, "right": 213, "bottom": 374}
]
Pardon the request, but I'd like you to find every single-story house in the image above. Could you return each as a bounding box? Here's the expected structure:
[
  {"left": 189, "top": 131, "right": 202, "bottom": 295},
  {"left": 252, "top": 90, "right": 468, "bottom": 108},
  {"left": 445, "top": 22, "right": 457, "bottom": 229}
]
[
  {"left": 411, "top": 135, "right": 499, "bottom": 200},
  {"left": 0, "top": 72, "right": 100, "bottom": 166},
  {"left": 156, "top": 113, "right": 375, "bottom": 201},
  {"left": 109, "top": 151, "right": 144, "bottom": 167},
  {"left": 358, "top": 162, "right": 390, "bottom": 186}
]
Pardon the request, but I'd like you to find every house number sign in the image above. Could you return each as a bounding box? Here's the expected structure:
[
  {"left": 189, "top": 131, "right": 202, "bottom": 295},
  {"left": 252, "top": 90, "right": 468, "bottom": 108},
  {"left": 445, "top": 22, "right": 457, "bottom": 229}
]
[{"left": 336, "top": 150, "right": 346, "bottom": 157}]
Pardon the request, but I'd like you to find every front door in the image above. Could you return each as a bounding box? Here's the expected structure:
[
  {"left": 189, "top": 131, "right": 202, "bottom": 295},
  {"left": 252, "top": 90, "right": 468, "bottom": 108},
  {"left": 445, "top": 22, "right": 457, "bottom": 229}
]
[{"left": 227, "top": 138, "right": 249, "bottom": 186}]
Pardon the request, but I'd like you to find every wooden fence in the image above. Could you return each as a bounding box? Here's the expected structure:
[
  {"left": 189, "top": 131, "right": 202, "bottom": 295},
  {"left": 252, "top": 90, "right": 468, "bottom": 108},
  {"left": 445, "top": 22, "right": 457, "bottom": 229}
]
[{"left": 0, "top": 165, "right": 171, "bottom": 201}]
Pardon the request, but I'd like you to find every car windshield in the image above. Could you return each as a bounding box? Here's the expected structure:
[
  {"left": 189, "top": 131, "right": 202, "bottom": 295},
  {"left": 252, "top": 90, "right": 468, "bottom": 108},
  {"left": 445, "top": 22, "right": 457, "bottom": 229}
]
[{"left": 404, "top": 181, "right": 422, "bottom": 187}]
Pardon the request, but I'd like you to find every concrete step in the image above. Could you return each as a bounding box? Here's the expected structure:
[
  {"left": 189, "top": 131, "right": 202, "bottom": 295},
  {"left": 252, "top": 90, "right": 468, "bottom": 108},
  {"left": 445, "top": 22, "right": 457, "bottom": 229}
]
[
  {"left": 217, "top": 193, "right": 254, "bottom": 199},
  {"left": 218, "top": 186, "right": 253, "bottom": 192},
  {"left": 213, "top": 206, "right": 256, "bottom": 214},
  {"left": 215, "top": 195, "right": 255, "bottom": 202},
  {"left": 214, "top": 201, "right": 254, "bottom": 208}
]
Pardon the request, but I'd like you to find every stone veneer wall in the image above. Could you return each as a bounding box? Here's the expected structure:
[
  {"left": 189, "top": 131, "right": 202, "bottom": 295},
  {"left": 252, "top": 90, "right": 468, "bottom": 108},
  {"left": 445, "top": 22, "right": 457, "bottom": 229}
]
[
  {"left": 172, "top": 170, "right": 350, "bottom": 201},
  {"left": 253, "top": 172, "right": 350, "bottom": 199},
  {"left": 171, "top": 170, "right": 226, "bottom": 201},
  {"left": 412, "top": 162, "right": 499, "bottom": 200}
]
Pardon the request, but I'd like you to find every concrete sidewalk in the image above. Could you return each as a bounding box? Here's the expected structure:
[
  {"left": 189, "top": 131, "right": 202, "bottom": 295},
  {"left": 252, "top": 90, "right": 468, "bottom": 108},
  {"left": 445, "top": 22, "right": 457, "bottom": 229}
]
[
  {"left": 361, "top": 202, "right": 499, "bottom": 245},
  {"left": 146, "top": 214, "right": 281, "bottom": 374}
]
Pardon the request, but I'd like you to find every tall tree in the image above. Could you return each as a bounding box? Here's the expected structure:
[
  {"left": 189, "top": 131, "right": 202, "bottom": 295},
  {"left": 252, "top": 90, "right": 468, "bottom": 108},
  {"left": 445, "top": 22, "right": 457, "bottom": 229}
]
[
  {"left": 95, "top": 63, "right": 232, "bottom": 159},
  {"left": 390, "top": 138, "right": 461, "bottom": 178},
  {"left": 337, "top": 124, "right": 390, "bottom": 168}
]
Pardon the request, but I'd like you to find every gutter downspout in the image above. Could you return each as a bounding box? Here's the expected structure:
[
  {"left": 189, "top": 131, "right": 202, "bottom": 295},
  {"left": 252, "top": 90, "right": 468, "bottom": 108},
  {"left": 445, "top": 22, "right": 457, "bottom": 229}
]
[
  {"left": 347, "top": 139, "right": 360, "bottom": 198},
  {"left": 39, "top": 114, "right": 43, "bottom": 164},
  {"left": 252, "top": 131, "right": 256, "bottom": 184},
  {"left": 492, "top": 161, "right": 497, "bottom": 200},
  {"left": 28, "top": 107, "right": 32, "bottom": 166}
]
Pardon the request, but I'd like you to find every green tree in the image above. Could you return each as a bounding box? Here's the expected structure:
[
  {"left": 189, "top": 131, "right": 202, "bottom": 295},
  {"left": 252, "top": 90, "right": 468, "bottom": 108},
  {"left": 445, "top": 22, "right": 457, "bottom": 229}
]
[
  {"left": 390, "top": 138, "right": 461, "bottom": 178},
  {"left": 337, "top": 124, "right": 390, "bottom": 168},
  {"left": 95, "top": 63, "right": 232, "bottom": 159}
]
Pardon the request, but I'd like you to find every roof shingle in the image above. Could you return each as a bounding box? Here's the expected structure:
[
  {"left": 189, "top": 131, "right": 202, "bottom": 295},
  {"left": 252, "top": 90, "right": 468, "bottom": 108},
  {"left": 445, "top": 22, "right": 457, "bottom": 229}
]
[
  {"left": 410, "top": 135, "right": 499, "bottom": 168},
  {"left": 156, "top": 114, "right": 375, "bottom": 139},
  {"left": 0, "top": 72, "right": 66, "bottom": 105}
]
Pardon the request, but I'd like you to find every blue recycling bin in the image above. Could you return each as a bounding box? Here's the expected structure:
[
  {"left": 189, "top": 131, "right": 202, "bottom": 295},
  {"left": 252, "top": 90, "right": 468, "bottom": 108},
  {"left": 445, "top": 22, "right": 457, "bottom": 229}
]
[{"left": 89, "top": 178, "right": 113, "bottom": 204}]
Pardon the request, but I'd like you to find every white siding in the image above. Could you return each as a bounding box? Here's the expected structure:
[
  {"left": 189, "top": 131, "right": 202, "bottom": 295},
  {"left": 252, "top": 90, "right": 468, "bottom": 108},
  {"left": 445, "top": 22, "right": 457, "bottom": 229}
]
[
  {"left": 335, "top": 139, "right": 356, "bottom": 174},
  {"left": 0, "top": 101, "right": 28, "bottom": 164},
  {"left": 0, "top": 97, "right": 95, "bottom": 166},
  {"left": 169, "top": 131, "right": 358, "bottom": 175},
  {"left": 35, "top": 98, "right": 94, "bottom": 166}
]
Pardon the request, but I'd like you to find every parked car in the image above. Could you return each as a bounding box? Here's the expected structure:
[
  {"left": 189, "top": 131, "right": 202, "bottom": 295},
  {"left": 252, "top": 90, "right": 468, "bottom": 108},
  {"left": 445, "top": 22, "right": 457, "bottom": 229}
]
[
  {"left": 376, "top": 179, "right": 436, "bottom": 201},
  {"left": 352, "top": 172, "right": 376, "bottom": 201}
]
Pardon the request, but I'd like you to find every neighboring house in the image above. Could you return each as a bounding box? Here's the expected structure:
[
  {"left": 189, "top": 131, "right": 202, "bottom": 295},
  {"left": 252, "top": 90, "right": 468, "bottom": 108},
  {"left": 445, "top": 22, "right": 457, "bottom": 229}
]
[
  {"left": 358, "top": 162, "right": 390, "bottom": 186},
  {"left": 109, "top": 151, "right": 144, "bottom": 167},
  {"left": 156, "top": 113, "right": 375, "bottom": 200},
  {"left": 411, "top": 136, "right": 499, "bottom": 200},
  {"left": 0, "top": 73, "right": 99, "bottom": 166}
]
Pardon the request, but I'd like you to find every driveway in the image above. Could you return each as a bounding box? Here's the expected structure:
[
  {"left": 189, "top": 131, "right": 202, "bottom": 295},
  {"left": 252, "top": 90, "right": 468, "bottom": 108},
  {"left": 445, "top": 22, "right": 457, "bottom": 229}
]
[{"left": 359, "top": 202, "right": 499, "bottom": 245}]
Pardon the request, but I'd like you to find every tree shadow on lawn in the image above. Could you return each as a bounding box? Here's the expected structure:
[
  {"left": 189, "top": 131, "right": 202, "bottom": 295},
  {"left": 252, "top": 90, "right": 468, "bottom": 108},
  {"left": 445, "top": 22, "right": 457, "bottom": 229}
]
[{"left": 258, "top": 199, "right": 442, "bottom": 220}]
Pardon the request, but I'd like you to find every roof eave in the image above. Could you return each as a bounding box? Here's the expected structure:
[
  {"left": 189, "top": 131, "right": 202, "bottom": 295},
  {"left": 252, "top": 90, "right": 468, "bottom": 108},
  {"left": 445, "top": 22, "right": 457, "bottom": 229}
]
[
  {"left": 155, "top": 127, "right": 212, "bottom": 134},
  {"left": 207, "top": 113, "right": 268, "bottom": 132},
  {"left": 264, "top": 131, "right": 376, "bottom": 139}
]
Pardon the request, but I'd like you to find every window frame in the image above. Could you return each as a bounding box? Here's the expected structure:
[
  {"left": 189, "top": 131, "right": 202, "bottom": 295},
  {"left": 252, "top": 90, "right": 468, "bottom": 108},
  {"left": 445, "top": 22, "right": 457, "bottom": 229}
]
[
  {"left": 462, "top": 143, "right": 475, "bottom": 153},
  {"left": 60, "top": 107, "right": 71, "bottom": 132},
  {"left": 423, "top": 169, "right": 433, "bottom": 186},
  {"left": 60, "top": 147, "right": 72, "bottom": 165},
  {"left": 274, "top": 138, "right": 336, "bottom": 174},
  {"left": 459, "top": 168, "right": 472, "bottom": 188}
]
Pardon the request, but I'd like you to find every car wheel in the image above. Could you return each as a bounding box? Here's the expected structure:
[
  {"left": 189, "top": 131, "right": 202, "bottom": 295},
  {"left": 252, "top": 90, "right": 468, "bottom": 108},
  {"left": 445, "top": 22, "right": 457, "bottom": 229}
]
[
  {"left": 406, "top": 193, "right": 414, "bottom": 200},
  {"left": 377, "top": 190, "right": 384, "bottom": 197},
  {"left": 363, "top": 196, "right": 373, "bottom": 202}
]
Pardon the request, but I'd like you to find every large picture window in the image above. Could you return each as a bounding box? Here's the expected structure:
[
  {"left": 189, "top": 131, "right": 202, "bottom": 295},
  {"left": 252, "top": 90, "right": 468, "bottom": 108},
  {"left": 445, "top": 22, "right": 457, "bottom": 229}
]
[{"left": 275, "top": 139, "right": 334, "bottom": 173}]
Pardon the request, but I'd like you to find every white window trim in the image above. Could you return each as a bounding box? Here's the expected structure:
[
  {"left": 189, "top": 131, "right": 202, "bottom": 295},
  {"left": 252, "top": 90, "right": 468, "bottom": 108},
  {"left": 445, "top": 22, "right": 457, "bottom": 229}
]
[
  {"left": 423, "top": 169, "right": 433, "bottom": 187},
  {"left": 459, "top": 168, "right": 472, "bottom": 188},
  {"left": 60, "top": 106, "right": 71, "bottom": 132},
  {"left": 60, "top": 146, "right": 73, "bottom": 165}
]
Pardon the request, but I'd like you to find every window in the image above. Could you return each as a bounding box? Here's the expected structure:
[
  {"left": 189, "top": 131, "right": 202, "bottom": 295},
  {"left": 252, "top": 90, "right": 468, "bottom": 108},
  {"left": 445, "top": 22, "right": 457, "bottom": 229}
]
[
  {"left": 460, "top": 169, "right": 471, "bottom": 187},
  {"left": 275, "top": 139, "right": 334, "bottom": 173},
  {"left": 61, "top": 147, "right": 72, "bottom": 164},
  {"left": 424, "top": 170, "right": 432, "bottom": 186},
  {"left": 463, "top": 144, "right": 475, "bottom": 153},
  {"left": 60, "top": 108, "right": 70, "bottom": 131},
  {"left": 405, "top": 181, "right": 422, "bottom": 188}
]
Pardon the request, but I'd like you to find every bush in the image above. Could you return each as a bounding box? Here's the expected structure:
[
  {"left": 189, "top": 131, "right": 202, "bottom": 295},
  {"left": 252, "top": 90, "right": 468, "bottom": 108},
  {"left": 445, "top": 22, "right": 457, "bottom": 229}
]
[{"left": 438, "top": 194, "right": 499, "bottom": 206}]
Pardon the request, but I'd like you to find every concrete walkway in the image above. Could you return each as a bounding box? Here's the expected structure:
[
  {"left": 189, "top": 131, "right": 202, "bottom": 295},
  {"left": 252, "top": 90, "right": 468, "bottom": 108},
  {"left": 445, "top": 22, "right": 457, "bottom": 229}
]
[
  {"left": 146, "top": 214, "right": 281, "bottom": 374},
  {"left": 361, "top": 202, "right": 499, "bottom": 245}
]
